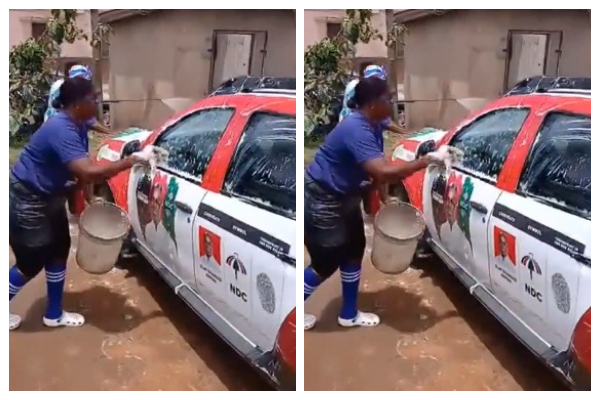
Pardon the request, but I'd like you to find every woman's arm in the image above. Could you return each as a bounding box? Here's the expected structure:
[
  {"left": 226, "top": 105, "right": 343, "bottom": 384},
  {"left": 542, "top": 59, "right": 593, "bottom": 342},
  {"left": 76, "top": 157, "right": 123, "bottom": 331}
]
[
  {"left": 363, "top": 146, "right": 452, "bottom": 183},
  {"left": 384, "top": 120, "right": 407, "bottom": 136},
  {"left": 90, "top": 121, "right": 112, "bottom": 135},
  {"left": 68, "top": 157, "right": 135, "bottom": 184},
  {"left": 363, "top": 156, "right": 430, "bottom": 183}
]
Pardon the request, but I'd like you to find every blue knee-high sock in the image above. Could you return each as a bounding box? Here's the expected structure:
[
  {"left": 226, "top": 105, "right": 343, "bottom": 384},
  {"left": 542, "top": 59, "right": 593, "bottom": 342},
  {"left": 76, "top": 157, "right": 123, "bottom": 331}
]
[
  {"left": 44, "top": 263, "right": 67, "bottom": 320},
  {"left": 304, "top": 266, "right": 323, "bottom": 301},
  {"left": 9, "top": 266, "right": 28, "bottom": 301},
  {"left": 339, "top": 262, "right": 362, "bottom": 320}
]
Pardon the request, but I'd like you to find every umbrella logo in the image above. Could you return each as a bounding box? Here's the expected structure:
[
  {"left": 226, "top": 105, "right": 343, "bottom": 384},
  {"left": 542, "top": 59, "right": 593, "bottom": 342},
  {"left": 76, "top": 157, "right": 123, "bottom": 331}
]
[
  {"left": 226, "top": 254, "right": 247, "bottom": 280},
  {"left": 521, "top": 253, "right": 541, "bottom": 279}
]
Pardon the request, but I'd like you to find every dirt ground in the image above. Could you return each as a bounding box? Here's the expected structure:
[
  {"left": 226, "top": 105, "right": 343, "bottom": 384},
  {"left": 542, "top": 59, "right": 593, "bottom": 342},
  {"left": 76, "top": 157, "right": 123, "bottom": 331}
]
[
  {"left": 304, "top": 220, "right": 566, "bottom": 391},
  {"left": 9, "top": 225, "right": 271, "bottom": 391}
]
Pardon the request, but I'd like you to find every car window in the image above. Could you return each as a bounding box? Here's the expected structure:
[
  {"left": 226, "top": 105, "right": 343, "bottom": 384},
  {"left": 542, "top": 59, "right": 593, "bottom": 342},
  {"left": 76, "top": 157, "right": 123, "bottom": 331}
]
[
  {"left": 519, "top": 112, "right": 591, "bottom": 218},
  {"left": 154, "top": 108, "right": 234, "bottom": 179},
  {"left": 224, "top": 113, "right": 296, "bottom": 218},
  {"left": 450, "top": 108, "right": 529, "bottom": 181}
]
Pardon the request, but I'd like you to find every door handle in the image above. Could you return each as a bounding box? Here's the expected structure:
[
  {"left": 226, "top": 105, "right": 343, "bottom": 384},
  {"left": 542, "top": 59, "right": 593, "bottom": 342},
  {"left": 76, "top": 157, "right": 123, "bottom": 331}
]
[
  {"left": 175, "top": 201, "right": 193, "bottom": 214},
  {"left": 470, "top": 201, "right": 488, "bottom": 214}
]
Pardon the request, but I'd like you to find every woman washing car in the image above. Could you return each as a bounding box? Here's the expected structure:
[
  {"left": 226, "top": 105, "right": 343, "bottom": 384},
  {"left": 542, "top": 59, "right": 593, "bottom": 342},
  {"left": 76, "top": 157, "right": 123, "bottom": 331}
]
[
  {"left": 9, "top": 77, "right": 156, "bottom": 331},
  {"left": 304, "top": 77, "right": 452, "bottom": 330}
]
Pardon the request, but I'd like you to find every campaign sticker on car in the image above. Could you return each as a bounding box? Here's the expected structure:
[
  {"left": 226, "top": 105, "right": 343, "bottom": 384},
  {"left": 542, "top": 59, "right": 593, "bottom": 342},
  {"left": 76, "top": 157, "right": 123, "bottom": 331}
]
[
  {"left": 492, "top": 204, "right": 586, "bottom": 257},
  {"left": 256, "top": 272, "right": 276, "bottom": 314},
  {"left": 197, "top": 203, "right": 291, "bottom": 257},
  {"left": 113, "top": 127, "right": 153, "bottom": 143},
  {"left": 392, "top": 144, "right": 415, "bottom": 162},
  {"left": 96, "top": 144, "right": 121, "bottom": 162},
  {"left": 408, "top": 127, "right": 447, "bottom": 142}
]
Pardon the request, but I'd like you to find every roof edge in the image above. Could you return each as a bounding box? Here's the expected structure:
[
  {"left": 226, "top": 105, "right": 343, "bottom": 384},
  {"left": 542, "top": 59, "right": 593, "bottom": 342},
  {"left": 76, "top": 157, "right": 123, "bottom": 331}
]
[
  {"left": 99, "top": 9, "right": 155, "bottom": 23},
  {"left": 394, "top": 9, "right": 452, "bottom": 23}
]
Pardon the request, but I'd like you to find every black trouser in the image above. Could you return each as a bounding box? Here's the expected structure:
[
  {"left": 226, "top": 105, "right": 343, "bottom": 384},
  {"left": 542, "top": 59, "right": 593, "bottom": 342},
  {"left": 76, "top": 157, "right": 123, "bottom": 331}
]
[
  {"left": 304, "top": 173, "right": 366, "bottom": 279},
  {"left": 9, "top": 175, "right": 71, "bottom": 279}
]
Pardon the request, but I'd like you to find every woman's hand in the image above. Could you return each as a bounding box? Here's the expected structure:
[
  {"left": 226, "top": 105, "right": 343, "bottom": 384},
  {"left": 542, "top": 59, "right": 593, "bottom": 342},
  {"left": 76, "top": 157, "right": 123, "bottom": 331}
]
[
  {"left": 129, "top": 145, "right": 157, "bottom": 165},
  {"left": 424, "top": 145, "right": 453, "bottom": 165}
]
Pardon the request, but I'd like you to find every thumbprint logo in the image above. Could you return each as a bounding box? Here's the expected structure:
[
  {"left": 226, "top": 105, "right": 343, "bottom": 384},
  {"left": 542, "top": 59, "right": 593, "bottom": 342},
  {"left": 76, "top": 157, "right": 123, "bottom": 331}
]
[
  {"left": 520, "top": 253, "right": 541, "bottom": 279},
  {"left": 226, "top": 254, "right": 247, "bottom": 280},
  {"left": 551, "top": 273, "right": 571, "bottom": 314},
  {"left": 257, "top": 273, "right": 276, "bottom": 314}
]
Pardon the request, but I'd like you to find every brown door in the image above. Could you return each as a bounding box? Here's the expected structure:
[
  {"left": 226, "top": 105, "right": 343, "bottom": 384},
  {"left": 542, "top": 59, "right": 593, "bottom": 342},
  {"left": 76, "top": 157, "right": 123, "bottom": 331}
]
[
  {"left": 505, "top": 31, "right": 562, "bottom": 90},
  {"left": 210, "top": 31, "right": 268, "bottom": 91}
]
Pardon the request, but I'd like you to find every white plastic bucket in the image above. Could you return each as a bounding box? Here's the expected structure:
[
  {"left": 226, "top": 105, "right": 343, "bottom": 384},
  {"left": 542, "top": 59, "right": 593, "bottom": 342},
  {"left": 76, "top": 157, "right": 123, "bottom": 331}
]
[
  {"left": 76, "top": 202, "right": 130, "bottom": 275},
  {"left": 371, "top": 202, "right": 425, "bottom": 275}
]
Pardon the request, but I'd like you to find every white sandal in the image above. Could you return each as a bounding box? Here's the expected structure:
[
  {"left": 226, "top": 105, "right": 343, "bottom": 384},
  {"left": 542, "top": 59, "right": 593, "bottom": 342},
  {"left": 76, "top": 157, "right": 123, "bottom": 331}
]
[
  {"left": 338, "top": 311, "right": 380, "bottom": 328},
  {"left": 304, "top": 314, "right": 317, "bottom": 331},
  {"left": 9, "top": 314, "right": 22, "bottom": 331},
  {"left": 43, "top": 311, "right": 86, "bottom": 328}
]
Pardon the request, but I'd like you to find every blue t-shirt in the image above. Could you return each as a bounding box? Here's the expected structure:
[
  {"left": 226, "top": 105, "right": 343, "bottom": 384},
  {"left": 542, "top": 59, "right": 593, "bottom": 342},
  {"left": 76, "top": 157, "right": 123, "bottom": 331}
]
[
  {"left": 12, "top": 112, "right": 91, "bottom": 195},
  {"left": 306, "top": 112, "right": 386, "bottom": 195}
]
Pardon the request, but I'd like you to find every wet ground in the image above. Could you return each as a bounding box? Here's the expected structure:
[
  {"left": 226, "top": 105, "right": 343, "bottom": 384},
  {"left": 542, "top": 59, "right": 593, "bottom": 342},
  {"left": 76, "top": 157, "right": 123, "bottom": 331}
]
[
  {"left": 9, "top": 225, "right": 271, "bottom": 391},
  {"left": 304, "top": 221, "right": 566, "bottom": 391}
]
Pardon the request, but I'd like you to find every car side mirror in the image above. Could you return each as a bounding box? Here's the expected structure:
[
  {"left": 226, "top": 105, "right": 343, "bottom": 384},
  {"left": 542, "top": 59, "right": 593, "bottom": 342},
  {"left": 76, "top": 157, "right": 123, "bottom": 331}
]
[
  {"left": 416, "top": 140, "right": 436, "bottom": 158},
  {"left": 121, "top": 140, "right": 141, "bottom": 158}
]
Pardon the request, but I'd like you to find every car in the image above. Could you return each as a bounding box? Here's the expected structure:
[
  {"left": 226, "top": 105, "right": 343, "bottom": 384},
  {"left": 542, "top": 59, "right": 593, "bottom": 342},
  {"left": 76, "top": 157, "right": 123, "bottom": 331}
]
[
  {"left": 374, "top": 83, "right": 591, "bottom": 390},
  {"left": 86, "top": 88, "right": 297, "bottom": 390},
  {"left": 210, "top": 76, "right": 296, "bottom": 96}
]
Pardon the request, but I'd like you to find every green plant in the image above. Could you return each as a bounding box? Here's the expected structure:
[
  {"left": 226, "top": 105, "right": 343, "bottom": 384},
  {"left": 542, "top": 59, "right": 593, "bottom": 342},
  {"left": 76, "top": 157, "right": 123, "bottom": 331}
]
[
  {"left": 304, "top": 10, "right": 405, "bottom": 143},
  {"left": 9, "top": 10, "right": 111, "bottom": 142}
]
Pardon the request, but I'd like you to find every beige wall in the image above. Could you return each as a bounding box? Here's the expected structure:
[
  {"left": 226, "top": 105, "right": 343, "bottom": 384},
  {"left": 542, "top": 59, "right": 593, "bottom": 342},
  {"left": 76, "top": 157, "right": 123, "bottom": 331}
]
[
  {"left": 9, "top": 9, "right": 93, "bottom": 58},
  {"left": 304, "top": 9, "right": 387, "bottom": 58},
  {"left": 403, "top": 9, "right": 591, "bottom": 130},
  {"left": 109, "top": 9, "right": 296, "bottom": 129}
]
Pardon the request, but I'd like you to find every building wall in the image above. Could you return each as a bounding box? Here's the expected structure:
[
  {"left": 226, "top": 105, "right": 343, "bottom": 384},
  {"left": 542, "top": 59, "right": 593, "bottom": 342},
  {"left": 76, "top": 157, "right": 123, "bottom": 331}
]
[
  {"left": 109, "top": 9, "right": 296, "bottom": 129},
  {"left": 403, "top": 9, "right": 591, "bottom": 129},
  {"left": 9, "top": 9, "right": 93, "bottom": 58},
  {"left": 304, "top": 9, "right": 388, "bottom": 58}
]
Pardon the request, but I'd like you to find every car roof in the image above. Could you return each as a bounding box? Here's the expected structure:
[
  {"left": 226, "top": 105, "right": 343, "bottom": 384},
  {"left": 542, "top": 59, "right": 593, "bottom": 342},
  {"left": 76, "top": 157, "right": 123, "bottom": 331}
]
[
  {"left": 199, "top": 91, "right": 295, "bottom": 114},
  {"left": 487, "top": 90, "right": 591, "bottom": 116},
  {"left": 154, "top": 92, "right": 296, "bottom": 136}
]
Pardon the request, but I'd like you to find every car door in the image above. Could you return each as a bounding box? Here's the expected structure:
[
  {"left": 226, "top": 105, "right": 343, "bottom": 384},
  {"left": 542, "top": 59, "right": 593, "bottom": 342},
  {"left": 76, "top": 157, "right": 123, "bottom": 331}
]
[
  {"left": 422, "top": 107, "right": 530, "bottom": 288},
  {"left": 128, "top": 107, "right": 235, "bottom": 284},
  {"left": 488, "top": 111, "right": 591, "bottom": 351},
  {"left": 192, "top": 111, "right": 296, "bottom": 352}
]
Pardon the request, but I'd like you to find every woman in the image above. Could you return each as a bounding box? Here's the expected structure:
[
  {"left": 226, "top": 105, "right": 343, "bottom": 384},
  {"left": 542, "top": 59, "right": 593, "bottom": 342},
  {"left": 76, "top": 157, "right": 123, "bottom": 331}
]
[
  {"left": 304, "top": 77, "right": 451, "bottom": 330},
  {"left": 9, "top": 77, "right": 154, "bottom": 331},
  {"left": 340, "top": 64, "right": 406, "bottom": 136},
  {"left": 45, "top": 64, "right": 112, "bottom": 135}
]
